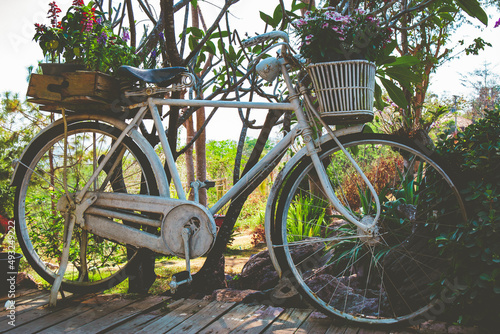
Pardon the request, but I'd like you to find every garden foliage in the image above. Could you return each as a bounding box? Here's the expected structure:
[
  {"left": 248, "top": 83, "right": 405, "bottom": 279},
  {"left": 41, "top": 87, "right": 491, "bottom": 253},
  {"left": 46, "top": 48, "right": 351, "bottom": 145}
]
[{"left": 435, "top": 107, "right": 500, "bottom": 326}]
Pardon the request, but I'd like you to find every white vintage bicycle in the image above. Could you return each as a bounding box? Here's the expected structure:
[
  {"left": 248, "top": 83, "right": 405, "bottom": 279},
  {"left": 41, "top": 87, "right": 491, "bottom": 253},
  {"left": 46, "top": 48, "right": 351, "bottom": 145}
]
[{"left": 12, "top": 31, "right": 466, "bottom": 324}]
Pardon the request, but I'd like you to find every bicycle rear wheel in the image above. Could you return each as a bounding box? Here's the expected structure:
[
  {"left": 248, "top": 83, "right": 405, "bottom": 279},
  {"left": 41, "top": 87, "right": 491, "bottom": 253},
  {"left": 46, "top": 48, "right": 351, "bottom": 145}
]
[
  {"left": 269, "top": 133, "right": 466, "bottom": 324},
  {"left": 14, "top": 121, "right": 159, "bottom": 293}
]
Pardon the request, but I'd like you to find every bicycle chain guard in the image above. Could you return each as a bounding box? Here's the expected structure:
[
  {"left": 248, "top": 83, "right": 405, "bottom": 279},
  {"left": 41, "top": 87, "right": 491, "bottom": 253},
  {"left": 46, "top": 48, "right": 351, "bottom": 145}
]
[{"left": 161, "top": 203, "right": 216, "bottom": 259}]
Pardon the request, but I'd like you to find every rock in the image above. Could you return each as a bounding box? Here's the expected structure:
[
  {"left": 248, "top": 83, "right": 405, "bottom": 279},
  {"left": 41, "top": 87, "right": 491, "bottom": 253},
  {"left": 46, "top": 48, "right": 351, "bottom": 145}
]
[
  {"left": 236, "top": 242, "right": 322, "bottom": 291},
  {"left": 447, "top": 325, "right": 480, "bottom": 334},
  {"left": 305, "top": 273, "right": 380, "bottom": 316},
  {"left": 419, "top": 320, "right": 448, "bottom": 333},
  {"left": 237, "top": 250, "right": 278, "bottom": 291}
]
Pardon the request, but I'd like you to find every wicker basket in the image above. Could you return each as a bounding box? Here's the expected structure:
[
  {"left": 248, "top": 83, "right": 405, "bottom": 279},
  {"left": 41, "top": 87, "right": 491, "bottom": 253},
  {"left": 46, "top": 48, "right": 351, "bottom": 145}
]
[{"left": 307, "top": 60, "right": 376, "bottom": 124}]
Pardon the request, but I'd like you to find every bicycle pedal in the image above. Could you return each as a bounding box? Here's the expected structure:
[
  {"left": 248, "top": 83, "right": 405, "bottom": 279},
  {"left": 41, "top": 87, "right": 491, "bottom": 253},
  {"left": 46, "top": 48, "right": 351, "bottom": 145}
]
[
  {"left": 172, "top": 271, "right": 191, "bottom": 281},
  {"left": 169, "top": 271, "right": 192, "bottom": 294}
]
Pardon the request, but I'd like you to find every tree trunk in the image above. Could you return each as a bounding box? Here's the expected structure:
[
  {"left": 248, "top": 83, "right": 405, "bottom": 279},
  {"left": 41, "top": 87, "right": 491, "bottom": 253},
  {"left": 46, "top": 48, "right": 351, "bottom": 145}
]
[
  {"left": 185, "top": 115, "right": 195, "bottom": 201},
  {"left": 195, "top": 107, "right": 207, "bottom": 206},
  {"left": 192, "top": 2, "right": 207, "bottom": 206},
  {"left": 183, "top": 109, "right": 284, "bottom": 296}
]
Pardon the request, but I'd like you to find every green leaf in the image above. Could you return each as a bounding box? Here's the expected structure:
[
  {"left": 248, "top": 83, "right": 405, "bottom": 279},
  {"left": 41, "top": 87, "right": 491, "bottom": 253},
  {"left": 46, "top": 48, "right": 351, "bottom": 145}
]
[
  {"left": 205, "top": 41, "right": 216, "bottom": 55},
  {"left": 385, "top": 55, "right": 420, "bottom": 67},
  {"left": 385, "top": 67, "right": 419, "bottom": 90},
  {"left": 439, "top": 12, "right": 455, "bottom": 22},
  {"left": 379, "top": 77, "right": 408, "bottom": 108},
  {"left": 438, "top": 5, "right": 458, "bottom": 13},
  {"left": 188, "top": 35, "right": 197, "bottom": 51},
  {"left": 455, "top": 0, "right": 488, "bottom": 25},
  {"left": 210, "top": 31, "right": 229, "bottom": 39},
  {"left": 272, "top": 5, "right": 283, "bottom": 28},
  {"left": 187, "top": 27, "right": 204, "bottom": 39},
  {"left": 291, "top": 0, "right": 308, "bottom": 11},
  {"left": 373, "top": 82, "right": 387, "bottom": 110},
  {"left": 260, "top": 11, "right": 274, "bottom": 26}
]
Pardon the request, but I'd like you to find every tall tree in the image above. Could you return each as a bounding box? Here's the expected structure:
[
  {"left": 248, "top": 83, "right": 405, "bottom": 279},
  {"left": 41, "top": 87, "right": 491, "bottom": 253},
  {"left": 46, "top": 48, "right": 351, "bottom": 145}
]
[{"left": 462, "top": 62, "right": 500, "bottom": 120}]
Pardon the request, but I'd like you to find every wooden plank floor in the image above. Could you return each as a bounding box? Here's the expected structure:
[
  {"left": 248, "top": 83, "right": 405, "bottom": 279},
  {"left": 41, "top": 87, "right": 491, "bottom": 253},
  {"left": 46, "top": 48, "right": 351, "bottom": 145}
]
[{"left": 0, "top": 289, "right": 462, "bottom": 333}]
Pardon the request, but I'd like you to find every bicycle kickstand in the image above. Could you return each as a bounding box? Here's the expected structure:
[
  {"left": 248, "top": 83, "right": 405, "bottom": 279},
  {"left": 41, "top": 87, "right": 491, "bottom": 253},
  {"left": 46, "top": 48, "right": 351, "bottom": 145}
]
[{"left": 49, "top": 210, "right": 75, "bottom": 307}]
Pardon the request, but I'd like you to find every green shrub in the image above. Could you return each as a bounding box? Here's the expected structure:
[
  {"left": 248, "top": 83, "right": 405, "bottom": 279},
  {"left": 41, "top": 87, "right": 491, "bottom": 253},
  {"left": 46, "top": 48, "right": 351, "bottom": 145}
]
[{"left": 434, "top": 107, "right": 500, "bottom": 327}]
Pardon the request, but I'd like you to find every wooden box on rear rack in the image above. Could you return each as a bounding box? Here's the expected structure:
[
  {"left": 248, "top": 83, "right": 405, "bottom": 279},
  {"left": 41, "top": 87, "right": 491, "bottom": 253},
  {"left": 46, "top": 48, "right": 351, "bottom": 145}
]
[{"left": 27, "top": 71, "right": 121, "bottom": 114}]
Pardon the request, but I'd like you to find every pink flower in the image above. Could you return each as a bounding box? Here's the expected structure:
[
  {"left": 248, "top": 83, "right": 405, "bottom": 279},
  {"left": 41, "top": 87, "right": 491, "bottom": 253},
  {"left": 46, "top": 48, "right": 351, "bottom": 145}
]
[
  {"left": 322, "top": 23, "right": 329, "bottom": 29},
  {"left": 305, "top": 34, "right": 313, "bottom": 45},
  {"left": 294, "top": 18, "right": 307, "bottom": 28}
]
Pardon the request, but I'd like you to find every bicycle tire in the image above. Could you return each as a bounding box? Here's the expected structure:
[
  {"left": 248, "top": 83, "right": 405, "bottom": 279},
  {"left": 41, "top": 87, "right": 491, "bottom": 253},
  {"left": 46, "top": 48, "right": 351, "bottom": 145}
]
[
  {"left": 14, "top": 121, "right": 159, "bottom": 293},
  {"left": 269, "top": 133, "right": 466, "bottom": 324}
]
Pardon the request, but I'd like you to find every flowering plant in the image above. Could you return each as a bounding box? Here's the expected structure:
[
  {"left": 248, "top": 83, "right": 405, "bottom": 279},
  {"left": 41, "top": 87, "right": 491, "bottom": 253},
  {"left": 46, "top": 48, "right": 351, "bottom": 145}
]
[
  {"left": 294, "top": 8, "right": 392, "bottom": 63},
  {"left": 33, "top": 0, "right": 138, "bottom": 74}
]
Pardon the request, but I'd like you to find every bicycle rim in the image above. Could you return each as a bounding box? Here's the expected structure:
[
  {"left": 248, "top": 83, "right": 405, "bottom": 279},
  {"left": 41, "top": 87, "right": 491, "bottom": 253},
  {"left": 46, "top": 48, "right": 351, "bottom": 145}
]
[
  {"left": 15, "top": 121, "right": 159, "bottom": 293},
  {"left": 271, "top": 133, "right": 466, "bottom": 324}
]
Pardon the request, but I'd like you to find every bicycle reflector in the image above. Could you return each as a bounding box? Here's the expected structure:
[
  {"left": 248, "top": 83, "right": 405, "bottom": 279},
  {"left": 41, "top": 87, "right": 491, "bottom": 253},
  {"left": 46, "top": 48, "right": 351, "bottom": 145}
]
[{"left": 256, "top": 57, "right": 281, "bottom": 82}]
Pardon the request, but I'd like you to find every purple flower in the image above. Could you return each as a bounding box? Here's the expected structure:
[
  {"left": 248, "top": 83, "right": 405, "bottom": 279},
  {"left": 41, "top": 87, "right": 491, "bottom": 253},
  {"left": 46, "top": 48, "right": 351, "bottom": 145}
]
[
  {"left": 158, "top": 32, "right": 164, "bottom": 40},
  {"left": 97, "top": 31, "right": 107, "bottom": 45},
  {"left": 96, "top": 17, "right": 102, "bottom": 25},
  {"left": 122, "top": 29, "right": 130, "bottom": 42},
  {"left": 151, "top": 49, "right": 157, "bottom": 58},
  {"left": 495, "top": 18, "right": 500, "bottom": 28}
]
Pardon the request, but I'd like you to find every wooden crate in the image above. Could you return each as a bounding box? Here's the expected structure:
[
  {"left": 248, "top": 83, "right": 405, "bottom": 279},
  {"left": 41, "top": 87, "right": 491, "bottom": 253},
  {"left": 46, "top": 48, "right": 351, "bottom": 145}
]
[{"left": 27, "top": 71, "right": 120, "bottom": 105}]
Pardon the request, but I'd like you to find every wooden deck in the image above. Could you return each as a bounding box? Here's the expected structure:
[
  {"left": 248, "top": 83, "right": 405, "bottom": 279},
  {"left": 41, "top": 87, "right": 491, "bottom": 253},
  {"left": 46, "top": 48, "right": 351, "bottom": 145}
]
[{"left": 0, "top": 289, "right": 469, "bottom": 333}]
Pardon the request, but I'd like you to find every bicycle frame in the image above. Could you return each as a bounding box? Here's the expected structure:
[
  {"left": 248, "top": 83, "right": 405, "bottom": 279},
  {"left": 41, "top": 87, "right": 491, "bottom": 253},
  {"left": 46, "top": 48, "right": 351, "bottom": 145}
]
[{"left": 65, "top": 55, "right": 378, "bottom": 236}]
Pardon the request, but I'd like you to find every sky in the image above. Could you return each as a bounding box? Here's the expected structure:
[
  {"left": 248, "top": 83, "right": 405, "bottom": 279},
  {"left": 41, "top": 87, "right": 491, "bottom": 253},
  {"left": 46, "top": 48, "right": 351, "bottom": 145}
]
[{"left": 0, "top": 0, "right": 499, "bottom": 140}]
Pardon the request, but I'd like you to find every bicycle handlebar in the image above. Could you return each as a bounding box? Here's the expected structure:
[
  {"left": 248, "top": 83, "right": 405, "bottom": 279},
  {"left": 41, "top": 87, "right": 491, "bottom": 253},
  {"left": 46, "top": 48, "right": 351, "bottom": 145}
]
[{"left": 241, "top": 31, "right": 289, "bottom": 48}]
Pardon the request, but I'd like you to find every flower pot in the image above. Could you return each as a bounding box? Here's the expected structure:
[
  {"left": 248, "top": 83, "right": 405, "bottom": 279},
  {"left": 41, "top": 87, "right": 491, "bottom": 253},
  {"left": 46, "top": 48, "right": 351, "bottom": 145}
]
[
  {"left": 0, "top": 252, "right": 23, "bottom": 296},
  {"left": 40, "top": 63, "right": 85, "bottom": 76},
  {"left": 307, "top": 60, "right": 376, "bottom": 124}
]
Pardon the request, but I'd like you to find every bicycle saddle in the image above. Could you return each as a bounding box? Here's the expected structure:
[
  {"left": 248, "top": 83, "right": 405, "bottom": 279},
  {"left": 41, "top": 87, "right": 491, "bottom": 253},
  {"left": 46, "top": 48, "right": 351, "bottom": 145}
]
[{"left": 118, "top": 65, "right": 188, "bottom": 87}]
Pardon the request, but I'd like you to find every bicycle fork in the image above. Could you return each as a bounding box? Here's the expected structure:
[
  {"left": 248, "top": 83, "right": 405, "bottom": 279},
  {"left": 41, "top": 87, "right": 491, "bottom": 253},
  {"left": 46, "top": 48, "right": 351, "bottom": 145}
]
[{"left": 283, "top": 65, "right": 380, "bottom": 234}]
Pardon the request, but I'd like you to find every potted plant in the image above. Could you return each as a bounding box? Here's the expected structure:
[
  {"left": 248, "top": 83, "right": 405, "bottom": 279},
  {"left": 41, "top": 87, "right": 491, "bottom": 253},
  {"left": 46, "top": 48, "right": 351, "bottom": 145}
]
[
  {"left": 28, "top": 1, "right": 138, "bottom": 106},
  {"left": 33, "top": 0, "right": 138, "bottom": 75},
  {"left": 293, "top": 8, "right": 393, "bottom": 124}
]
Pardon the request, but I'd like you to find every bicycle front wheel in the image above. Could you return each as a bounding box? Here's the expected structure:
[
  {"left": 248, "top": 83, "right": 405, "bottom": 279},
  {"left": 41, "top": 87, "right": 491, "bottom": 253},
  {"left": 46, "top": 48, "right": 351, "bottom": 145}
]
[
  {"left": 269, "top": 133, "right": 466, "bottom": 324},
  {"left": 14, "top": 121, "right": 159, "bottom": 293}
]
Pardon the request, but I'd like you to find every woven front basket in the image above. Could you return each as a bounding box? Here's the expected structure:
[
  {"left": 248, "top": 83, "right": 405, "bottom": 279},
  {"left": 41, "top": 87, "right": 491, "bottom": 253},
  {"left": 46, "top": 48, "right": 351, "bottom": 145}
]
[{"left": 307, "top": 60, "right": 376, "bottom": 124}]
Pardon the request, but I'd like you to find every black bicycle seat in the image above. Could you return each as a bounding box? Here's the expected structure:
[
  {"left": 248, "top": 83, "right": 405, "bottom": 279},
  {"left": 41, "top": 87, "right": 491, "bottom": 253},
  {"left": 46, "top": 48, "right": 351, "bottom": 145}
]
[{"left": 118, "top": 66, "right": 188, "bottom": 87}]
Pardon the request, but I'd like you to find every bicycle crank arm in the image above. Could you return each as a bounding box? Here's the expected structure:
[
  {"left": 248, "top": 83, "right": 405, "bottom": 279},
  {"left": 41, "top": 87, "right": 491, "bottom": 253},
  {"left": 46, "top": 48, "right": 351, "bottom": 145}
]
[{"left": 57, "top": 192, "right": 217, "bottom": 258}]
